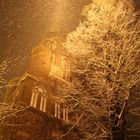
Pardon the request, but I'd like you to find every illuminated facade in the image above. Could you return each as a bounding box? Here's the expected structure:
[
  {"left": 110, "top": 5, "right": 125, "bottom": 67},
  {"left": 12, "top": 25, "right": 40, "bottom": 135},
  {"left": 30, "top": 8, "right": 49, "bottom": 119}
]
[{"left": 2, "top": 32, "right": 80, "bottom": 140}]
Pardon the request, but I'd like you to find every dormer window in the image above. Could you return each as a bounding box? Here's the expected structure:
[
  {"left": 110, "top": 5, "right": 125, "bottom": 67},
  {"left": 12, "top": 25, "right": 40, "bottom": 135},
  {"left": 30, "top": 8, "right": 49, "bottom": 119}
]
[
  {"left": 44, "top": 39, "right": 57, "bottom": 51},
  {"left": 47, "top": 40, "right": 57, "bottom": 51},
  {"left": 51, "top": 40, "right": 57, "bottom": 51}
]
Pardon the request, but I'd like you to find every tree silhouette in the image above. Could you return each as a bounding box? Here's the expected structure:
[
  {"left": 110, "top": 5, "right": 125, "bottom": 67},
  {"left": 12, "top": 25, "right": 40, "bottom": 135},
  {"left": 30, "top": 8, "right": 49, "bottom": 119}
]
[{"left": 61, "top": 0, "right": 140, "bottom": 139}]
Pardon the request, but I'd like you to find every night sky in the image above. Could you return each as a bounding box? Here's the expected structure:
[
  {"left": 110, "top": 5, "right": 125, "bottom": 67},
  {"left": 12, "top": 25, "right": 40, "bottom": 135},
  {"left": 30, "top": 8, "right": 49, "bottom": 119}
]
[
  {"left": 0, "top": 0, "right": 140, "bottom": 57},
  {"left": 0, "top": 0, "right": 91, "bottom": 90},
  {"left": 0, "top": 0, "right": 139, "bottom": 80},
  {"left": 0, "top": 0, "right": 90, "bottom": 60}
]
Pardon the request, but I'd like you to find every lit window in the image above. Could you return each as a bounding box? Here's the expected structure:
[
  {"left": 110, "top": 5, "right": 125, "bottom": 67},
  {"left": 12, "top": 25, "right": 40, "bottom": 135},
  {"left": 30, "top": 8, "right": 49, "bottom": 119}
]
[
  {"left": 50, "top": 64, "right": 61, "bottom": 77},
  {"left": 51, "top": 40, "right": 57, "bottom": 51},
  {"left": 30, "top": 90, "right": 38, "bottom": 108},
  {"left": 40, "top": 96, "right": 47, "bottom": 112},
  {"left": 30, "top": 87, "right": 47, "bottom": 112},
  {"left": 47, "top": 40, "right": 57, "bottom": 51},
  {"left": 63, "top": 107, "right": 69, "bottom": 122},
  {"left": 61, "top": 56, "right": 70, "bottom": 80},
  {"left": 55, "top": 102, "right": 60, "bottom": 119},
  {"left": 51, "top": 54, "right": 55, "bottom": 64},
  {"left": 61, "top": 56, "right": 66, "bottom": 69},
  {"left": 44, "top": 40, "right": 57, "bottom": 50}
]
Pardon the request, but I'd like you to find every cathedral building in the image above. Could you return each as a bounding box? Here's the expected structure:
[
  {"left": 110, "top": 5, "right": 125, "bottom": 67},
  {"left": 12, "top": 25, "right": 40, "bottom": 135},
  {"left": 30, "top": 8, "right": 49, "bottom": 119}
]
[{"left": 1, "top": 32, "right": 82, "bottom": 140}]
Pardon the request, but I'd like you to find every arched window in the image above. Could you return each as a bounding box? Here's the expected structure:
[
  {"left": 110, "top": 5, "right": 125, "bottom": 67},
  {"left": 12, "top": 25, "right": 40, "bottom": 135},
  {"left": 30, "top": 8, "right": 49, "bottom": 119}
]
[
  {"left": 30, "top": 89, "right": 38, "bottom": 108},
  {"left": 30, "top": 87, "right": 47, "bottom": 112},
  {"left": 63, "top": 107, "right": 69, "bottom": 122},
  {"left": 54, "top": 102, "right": 60, "bottom": 119},
  {"left": 40, "top": 95, "right": 47, "bottom": 112},
  {"left": 54, "top": 102, "right": 69, "bottom": 122},
  {"left": 51, "top": 40, "right": 57, "bottom": 51},
  {"left": 47, "top": 40, "right": 57, "bottom": 51}
]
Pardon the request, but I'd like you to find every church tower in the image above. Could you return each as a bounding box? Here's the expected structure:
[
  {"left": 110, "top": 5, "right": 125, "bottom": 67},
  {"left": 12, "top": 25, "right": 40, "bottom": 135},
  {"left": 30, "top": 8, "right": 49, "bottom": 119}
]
[{"left": 2, "top": 32, "right": 80, "bottom": 140}]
